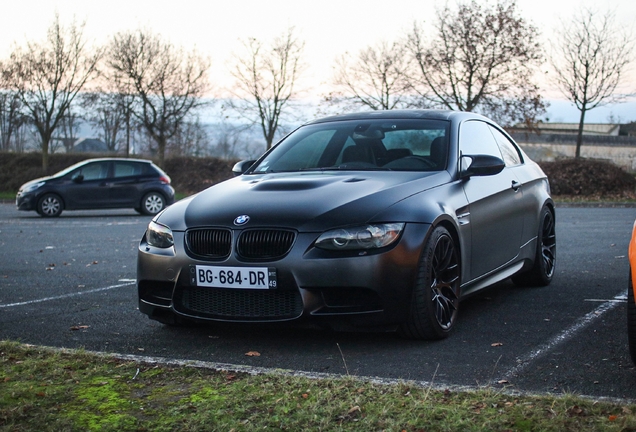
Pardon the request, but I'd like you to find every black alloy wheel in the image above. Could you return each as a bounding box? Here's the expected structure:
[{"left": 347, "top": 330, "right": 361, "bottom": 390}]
[
  {"left": 400, "top": 226, "right": 460, "bottom": 340},
  {"left": 513, "top": 205, "right": 556, "bottom": 287},
  {"left": 140, "top": 192, "right": 166, "bottom": 215},
  {"left": 37, "top": 193, "right": 63, "bottom": 217}
]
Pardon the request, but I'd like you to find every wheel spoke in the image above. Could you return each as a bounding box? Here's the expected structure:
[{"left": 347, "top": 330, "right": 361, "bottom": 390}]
[
  {"left": 430, "top": 234, "right": 460, "bottom": 330},
  {"left": 540, "top": 212, "right": 556, "bottom": 277}
]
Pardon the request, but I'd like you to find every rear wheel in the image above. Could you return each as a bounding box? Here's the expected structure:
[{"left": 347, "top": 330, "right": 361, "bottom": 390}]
[
  {"left": 140, "top": 192, "right": 166, "bottom": 216},
  {"left": 513, "top": 205, "right": 556, "bottom": 287},
  {"left": 628, "top": 269, "right": 636, "bottom": 364},
  {"left": 37, "top": 194, "right": 63, "bottom": 217},
  {"left": 399, "top": 226, "right": 460, "bottom": 340}
]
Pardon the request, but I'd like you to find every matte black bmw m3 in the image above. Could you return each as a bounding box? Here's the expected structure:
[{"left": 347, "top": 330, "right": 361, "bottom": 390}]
[{"left": 137, "top": 110, "right": 556, "bottom": 340}]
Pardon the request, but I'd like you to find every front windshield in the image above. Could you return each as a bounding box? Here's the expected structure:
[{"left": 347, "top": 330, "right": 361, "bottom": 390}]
[
  {"left": 53, "top": 160, "right": 95, "bottom": 177},
  {"left": 252, "top": 119, "right": 450, "bottom": 173}
]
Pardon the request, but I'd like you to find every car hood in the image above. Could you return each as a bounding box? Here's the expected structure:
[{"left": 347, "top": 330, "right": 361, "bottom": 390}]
[
  {"left": 159, "top": 170, "right": 452, "bottom": 232},
  {"left": 18, "top": 176, "right": 53, "bottom": 191}
]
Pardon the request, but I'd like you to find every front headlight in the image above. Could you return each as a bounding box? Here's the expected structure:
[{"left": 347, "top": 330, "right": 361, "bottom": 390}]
[
  {"left": 22, "top": 181, "right": 45, "bottom": 193},
  {"left": 315, "top": 223, "right": 405, "bottom": 251},
  {"left": 146, "top": 220, "right": 174, "bottom": 248}
]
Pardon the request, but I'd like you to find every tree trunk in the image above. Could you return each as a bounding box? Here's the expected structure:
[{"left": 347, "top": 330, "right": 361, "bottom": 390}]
[
  {"left": 575, "top": 107, "right": 586, "bottom": 159},
  {"left": 40, "top": 132, "right": 51, "bottom": 170},
  {"left": 125, "top": 110, "right": 130, "bottom": 157},
  {"left": 157, "top": 136, "right": 166, "bottom": 168}
]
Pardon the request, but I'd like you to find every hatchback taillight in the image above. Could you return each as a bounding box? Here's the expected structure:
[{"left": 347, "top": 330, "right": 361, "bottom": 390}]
[{"left": 159, "top": 175, "right": 171, "bottom": 184}]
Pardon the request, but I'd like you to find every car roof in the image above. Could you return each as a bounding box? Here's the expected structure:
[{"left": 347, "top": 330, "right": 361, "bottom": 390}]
[
  {"left": 77, "top": 158, "right": 154, "bottom": 164},
  {"left": 305, "top": 109, "right": 490, "bottom": 125}
]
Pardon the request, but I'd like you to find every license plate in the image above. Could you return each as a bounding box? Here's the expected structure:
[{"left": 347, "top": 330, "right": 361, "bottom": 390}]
[{"left": 190, "top": 265, "right": 276, "bottom": 289}]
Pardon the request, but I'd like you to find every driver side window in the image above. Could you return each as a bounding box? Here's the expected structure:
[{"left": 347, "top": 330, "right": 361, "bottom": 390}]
[{"left": 76, "top": 162, "right": 109, "bottom": 181}]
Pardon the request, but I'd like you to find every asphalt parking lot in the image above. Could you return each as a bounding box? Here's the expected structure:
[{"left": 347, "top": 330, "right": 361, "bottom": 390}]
[{"left": 1, "top": 203, "right": 635, "bottom": 401}]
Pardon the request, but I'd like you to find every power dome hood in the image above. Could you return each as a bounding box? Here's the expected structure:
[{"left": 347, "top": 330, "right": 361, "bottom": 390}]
[{"left": 159, "top": 171, "right": 450, "bottom": 232}]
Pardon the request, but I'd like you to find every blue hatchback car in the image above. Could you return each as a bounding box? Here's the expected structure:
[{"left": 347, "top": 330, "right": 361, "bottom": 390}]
[{"left": 16, "top": 158, "right": 175, "bottom": 217}]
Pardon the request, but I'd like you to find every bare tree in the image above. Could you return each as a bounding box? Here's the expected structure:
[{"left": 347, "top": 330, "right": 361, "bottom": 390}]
[
  {"left": 229, "top": 27, "right": 306, "bottom": 150},
  {"left": 168, "top": 117, "right": 209, "bottom": 156},
  {"left": 55, "top": 105, "right": 81, "bottom": 152},
  {"left": 325, "top": 40, "right": 412, "bottom": 111},
  {"left": 6, "top": 15, "right": 101, "bottom": 168},
  {"left": 106, "top": 29, "right": 211, "bottom": 166},
  {"left": 80, "top": 91, "right": 128, "bottom": 152},
  {"left": 550, "top": 8, "right": 635, "bottom": 158},
  {"left": 0, "top": 62, "right": 28, "bottom": 151},
  {"left": 407, "top": 0, "right": 546, "bottom": 126}
]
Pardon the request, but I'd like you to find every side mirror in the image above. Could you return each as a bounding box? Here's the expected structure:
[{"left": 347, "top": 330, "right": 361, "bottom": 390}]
[
  {"left": 72, "top": 174, "right": 84, "bottom": 183},
  {"left": 460, "top": 155, "right": 505, "bottom": 178},
  {"left": 232, "top": 160, "right": 256, "bottom": 176}
]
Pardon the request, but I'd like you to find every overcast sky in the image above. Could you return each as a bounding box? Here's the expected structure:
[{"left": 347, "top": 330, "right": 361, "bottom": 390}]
[{"left": 2, "top": 0, "right": 635, "bottom": 122}]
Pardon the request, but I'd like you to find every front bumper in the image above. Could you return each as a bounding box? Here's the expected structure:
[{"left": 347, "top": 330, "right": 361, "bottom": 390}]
[
  {"left": 137, "top": 223, "right": 430, "bottom": 329},
  {"left": 16, "top": 192, "right": 37, "bottom": 211}
]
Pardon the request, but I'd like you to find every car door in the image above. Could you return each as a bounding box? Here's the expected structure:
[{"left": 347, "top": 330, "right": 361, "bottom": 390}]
[
  {"left": 459, "top": 120, "right": 525, "bottom": 281},
  {"left": 63, "top": 161, "right": 112, "bottom": 209},
  {"left": 108, "top": 161, "right": 145, "bottom": 207}
]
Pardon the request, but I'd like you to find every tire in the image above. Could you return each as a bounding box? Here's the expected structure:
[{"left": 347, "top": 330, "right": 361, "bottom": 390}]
[
  {"left": 512, "top": 205, "right": 556, "bottom": 287},
  {"left": 628, "top": 268, "right": 636, "bottom": 365},
  {"left": 140, "top": 192, "right": 166, "bottom": 216},
  {"left": 399, "top": 226, "right": 461, "bottom": 340},
  {"left": 37, "top": 193, "right": 63, "bottom": 217}
]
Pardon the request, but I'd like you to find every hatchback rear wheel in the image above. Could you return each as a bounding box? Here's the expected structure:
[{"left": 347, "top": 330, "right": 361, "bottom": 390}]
[
  {"left": 140, "top": 192, "right": 166, "bottom": 215},
  {"left": 400, "top": 226, "right": 460, "bottom": 340}
]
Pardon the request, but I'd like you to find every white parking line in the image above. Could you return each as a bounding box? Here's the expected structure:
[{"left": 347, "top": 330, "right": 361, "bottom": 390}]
[
  {"left": 494, "top": 291, "right": 626, "bottom": 384},
  {"left": 0, "top": 281, "right": 135, "bottom": 308}
]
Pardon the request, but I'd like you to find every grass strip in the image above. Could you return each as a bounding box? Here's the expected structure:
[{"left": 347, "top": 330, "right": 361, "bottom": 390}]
[{"left": 1, "top": 340, "right": 635, "bottom": 431}]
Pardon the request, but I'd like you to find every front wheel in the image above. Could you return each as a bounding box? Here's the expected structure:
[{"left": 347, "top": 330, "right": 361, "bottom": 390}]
[
  {"left": 399, "top": 226, "right": 461, "bottom": 340},
  {"left": 37, "top": 194, "right": 63, "bottom": 217},
  {"left": 513, "top": 205, "right": 556, "bottom": 287},
  {"left": 140, "top": 192, "right": 166, "bottom": 216}
]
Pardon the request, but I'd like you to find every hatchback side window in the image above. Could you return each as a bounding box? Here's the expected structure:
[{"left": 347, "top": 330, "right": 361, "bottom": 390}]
[
  {"left": 114, "top": 162, "right": 142, "bottom": 177},
  {"left": 488, "top": 126, "right": 522, "bottom": 166},
  {"left": 459, "top": 120, "right": 503, "bottom": 159}
]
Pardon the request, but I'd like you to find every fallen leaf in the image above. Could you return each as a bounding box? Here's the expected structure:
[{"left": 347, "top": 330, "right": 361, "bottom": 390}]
[
  {"left": 567, "top": 405, "right": 585, "bottom": 417},
  {"left": 608, "top": 415, "right": 617, "bottom": 421},
  {"left": 498, "top": 379, "right": 509, "bottom": 384},
  {"left": 348, "top": 406, "right": 360, "bottom": 415},
  {"left": 70, "top": 325, "right": 89, "bottom": 331},
  {"left": 491, "top": 342, "right": 504, "bottom": 347},
  {"left": 245, "top": 351, "right": 261, "bottom": 357}
]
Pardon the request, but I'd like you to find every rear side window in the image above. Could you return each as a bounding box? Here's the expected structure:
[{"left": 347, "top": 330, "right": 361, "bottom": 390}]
[{"left": 114, "top": 161, "right": 143, "bottom": 178}]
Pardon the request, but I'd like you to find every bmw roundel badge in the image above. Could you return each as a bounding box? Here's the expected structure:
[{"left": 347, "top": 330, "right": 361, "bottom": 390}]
[{"left": 234, "top": 215, "right": 250, "bottom": 226}]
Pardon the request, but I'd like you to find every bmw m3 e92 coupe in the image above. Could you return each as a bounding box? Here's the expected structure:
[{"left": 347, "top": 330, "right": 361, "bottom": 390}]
[{"left": 137, "top": 110, "right": 556, "bottom": 340}]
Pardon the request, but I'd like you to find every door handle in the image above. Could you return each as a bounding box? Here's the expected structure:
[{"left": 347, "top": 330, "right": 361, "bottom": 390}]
[{"left": 511, "top": 181, "right": 521, "bottom": 192}]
